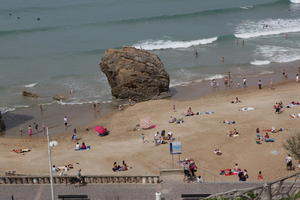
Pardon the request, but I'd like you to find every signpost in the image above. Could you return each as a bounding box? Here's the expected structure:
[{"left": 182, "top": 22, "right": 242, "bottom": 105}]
[{"left": 169, "top": 141, "right": 182, "bottom": 168}]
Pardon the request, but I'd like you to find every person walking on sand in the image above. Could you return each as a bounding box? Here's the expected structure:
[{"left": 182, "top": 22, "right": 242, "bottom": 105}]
[
  {"left": 296, "top": 73, "right": 299, "bottom": 83},
  {"left": 258, "top": 80, "right": 262, "bottom": 89},
  {"left": 64, "top": 116, "right": 68, "bottom": 129},
  {"left": 243, "top": 77, "right": 247, "bottom": 87}
]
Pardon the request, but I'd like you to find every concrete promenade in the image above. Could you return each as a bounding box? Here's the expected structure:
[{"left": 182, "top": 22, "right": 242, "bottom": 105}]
[{"left": 0, "top": 182, "right": 263, "bottom": 200}]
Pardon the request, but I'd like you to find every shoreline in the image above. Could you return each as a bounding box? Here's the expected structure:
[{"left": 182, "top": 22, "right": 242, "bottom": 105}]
[{"left": 2, "top": 59, "right": 300, "bottom": 137}]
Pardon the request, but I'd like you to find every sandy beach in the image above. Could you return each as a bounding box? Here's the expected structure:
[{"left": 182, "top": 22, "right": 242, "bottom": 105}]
[{"left": 1, "top": 76, "right": 300, "bottom": 182}]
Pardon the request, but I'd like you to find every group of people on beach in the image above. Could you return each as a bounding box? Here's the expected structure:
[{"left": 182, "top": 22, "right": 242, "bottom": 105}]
[
  {"left": 182, "top": 158, "right": 199, "bottom": 182},
  {"left": 20, "top": 122, "right": 45, "bottom": 136},
  {"left": 112, "top": 161, "right": 128, "bottom": 172},
  {"left": 154, "top": 130, "right": 174, "bottom": 145},
  {"left": 75, "top": 142, "right": 90, "bottom": 150}
]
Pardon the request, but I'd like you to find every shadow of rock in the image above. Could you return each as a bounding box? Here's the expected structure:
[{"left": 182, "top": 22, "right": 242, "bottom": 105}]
[{"left": 0, "top": 112, "right": 34, "bottom": 135}]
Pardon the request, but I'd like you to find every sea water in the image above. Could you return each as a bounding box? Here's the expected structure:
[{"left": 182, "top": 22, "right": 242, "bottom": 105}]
[{"left": 1, "top": 0, "right": 300, "bottom": 112}]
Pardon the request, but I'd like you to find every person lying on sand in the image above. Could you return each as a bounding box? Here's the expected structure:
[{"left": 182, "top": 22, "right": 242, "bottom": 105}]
[
  {"left": 227, "top": 129, "right": 239, "bottom": 137},
  {"left": 231, "top": 97, "right": 241, "bottom": 104},
  {"left": 214, "top": 148, "right": 222, "bottom": 155},
  {"left": 169, "top": 116, "right": 176, "bottom": 123},
  {"left": 223, "top": 120, "right": 236, "bottom": 124}
]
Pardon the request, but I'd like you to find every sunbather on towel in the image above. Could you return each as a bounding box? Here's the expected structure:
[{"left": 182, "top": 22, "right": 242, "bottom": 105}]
[
  {"left": 223, "top": 120, "right": 236, "bottom": 124},
  {"left": 169, "top": 116, "right": 176, "bottom": 123}
]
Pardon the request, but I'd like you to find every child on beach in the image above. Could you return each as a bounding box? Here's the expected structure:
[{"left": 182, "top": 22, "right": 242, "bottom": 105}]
[
  {"left": 28, "top": 125, "right": 33, "bottom": 136},
  {"left": 257, "top": 171, "right": 264, "bottom": 181}
]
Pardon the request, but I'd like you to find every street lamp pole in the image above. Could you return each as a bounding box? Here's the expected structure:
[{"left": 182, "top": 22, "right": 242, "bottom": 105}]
[{"left": 46, "top": 127, "right": 55, "bottom": 200}]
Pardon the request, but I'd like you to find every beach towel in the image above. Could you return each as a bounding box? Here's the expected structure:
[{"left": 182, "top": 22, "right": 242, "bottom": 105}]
[
  {"left": 198, "top": 111, "right": 215, "bottom": 115},
  {"left": 76, "top": 146, "right": 91, "bottom": 151},
  {"left": 13, "top": 149, "right": 31, "bottom": 153},
  {"left": 219, "top": 169, "right": 238, "bottom": 176},
  {"left": 239, "top": 107, "right": 255, "bottom": 111},
  {"left": 265, "top": 138, "right": 275, "bottom": 142}
]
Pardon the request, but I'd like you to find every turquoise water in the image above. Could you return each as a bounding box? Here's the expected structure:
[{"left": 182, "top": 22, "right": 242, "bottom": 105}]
[{"left": 1, "top": 0, "right": 300, "bottom": 112}]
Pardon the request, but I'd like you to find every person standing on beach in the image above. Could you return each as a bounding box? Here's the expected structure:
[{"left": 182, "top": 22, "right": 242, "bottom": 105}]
[
  {"left": 64, "top": 116, "right": 68, "bottom": 129},
  {"left": 296, "top": 74, "right": 299, "bottom": 83},
  {"left": 34, "top": 122, "right": 38, "bottom": 134},
  {"left": 28, "top": 125, "right": 33, "bottom": 136},
  {"left": 258, "top": 80, "right": 262, "bottom": 89},
  {"left": 42, "top": 124, "right": 46, "bottom": 135},
  {"left": 39, "top": 104, "right": 43, "bottom": 113},
  {"left": 242, "top": 78, "right": 247, "bottom": 87},
  {"left": 19, "top": 128, "right": 23, "bottom": 135}
]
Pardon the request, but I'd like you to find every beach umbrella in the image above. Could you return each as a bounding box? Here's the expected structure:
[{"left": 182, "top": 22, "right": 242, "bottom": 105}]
[
  {"left": 139, "top": 118, "right": 155, "bottom": 129},
  {"left": 95, "top": 126, "right": 106, "bottom": 134}
]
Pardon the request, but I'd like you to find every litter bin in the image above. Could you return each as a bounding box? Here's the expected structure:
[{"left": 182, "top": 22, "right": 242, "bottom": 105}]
[{"left": 155, "top": 192, "right": 161, "bottom": 200}]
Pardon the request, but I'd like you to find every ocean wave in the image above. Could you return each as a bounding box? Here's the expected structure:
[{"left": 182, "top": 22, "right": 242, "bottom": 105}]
[
  {"left": 250, "top": 60, "right": 271, "bottom": 65},
  {"left": 255, "top": 45, "right": 300, "bottom": 63},
  {"left": 133, "top": 37, "right": 218, "bottom": 50},
  {"left": 24, "top": 82, "right": 38, "bottom": 88},
  {"left": 235, "top": 18, "right": 300, "bottom": 39},
  {"left": 0, "top": 105, "right": 29, "bottom": 114},
  {"left": 290, "top": 0, "right": 300, "bottom": 3},
  {"left": 204, "top": 74, "right": 225, "bottom": 81},
  {"left": 0, "top": 0, "right": 286, "bottom": 37},
  {"left": 240, "top": 6, "right": 254, "bottom": 9}
]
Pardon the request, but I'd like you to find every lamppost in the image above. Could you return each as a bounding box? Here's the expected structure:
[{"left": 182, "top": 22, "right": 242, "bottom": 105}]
[{"left": 46, "top": 127, "right": 58, "bottom": 200}]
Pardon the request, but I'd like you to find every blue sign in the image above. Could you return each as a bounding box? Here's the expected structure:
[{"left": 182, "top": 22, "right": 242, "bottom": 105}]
[{"left": 170, "top": 141, "right": 182, "bottom": 154}]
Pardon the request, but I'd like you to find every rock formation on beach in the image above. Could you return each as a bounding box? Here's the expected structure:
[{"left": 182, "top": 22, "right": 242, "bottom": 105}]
[
  {"left": 0, "top": 112, "right": 6, "bottom": 132},
  {"left": 22, "top": 91, "right": 38, "bottom": 98},
  {"left": 100, "top": 47, "right": 170, "bottom": 102}
]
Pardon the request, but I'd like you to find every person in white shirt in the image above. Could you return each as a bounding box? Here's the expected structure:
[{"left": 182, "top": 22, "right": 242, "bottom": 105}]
[
  {"left": 64, "top": 116, "right": 68, "bottom": 128},
  {"left": 75, "top": 142, "right": 80, "bottom": 151}
]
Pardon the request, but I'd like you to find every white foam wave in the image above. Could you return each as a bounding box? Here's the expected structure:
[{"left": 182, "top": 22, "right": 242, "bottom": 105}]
[
  {"left": 255, "top": 45, "right": 300, "bottom": 63},
  {"left": 0, "top": 105, "right": 29, "bottom": 114},
  {"left": 204, "top": 74, "right": 225, "bottom": 81},
  {"left": 235, "top": 18, "right": 300, "bottom": 39},
  {"left": 24, "top": 82, "right": 38, "bottom": 88},
  {"left": 240, "top": 5, "right": 253, "bottom": 9},
  {"left": 169, "top": 81, "right": 192, "bottom": 87},
  {"left": 290, "top": 0, "right": 300, "bottom": 3},
  {"left": 56, "top": 99, "right": 111, "bottom": 105},
  {"left": 250, "top": 60, "right": 271, "bottom": 65},
  {"left": 133, "top": 37, "right": 218, "bottom": 50},
  {"left": 259, "top": 70, "right": 274, "bottom": 75}
]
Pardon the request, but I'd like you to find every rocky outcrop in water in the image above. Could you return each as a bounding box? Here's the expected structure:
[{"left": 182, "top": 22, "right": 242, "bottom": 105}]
[
  {"left": 22, "top": 91, "right": 38, "bottom": 98},
  {"left": 100, "top": 47, "right": 170, "bottom": 102}
]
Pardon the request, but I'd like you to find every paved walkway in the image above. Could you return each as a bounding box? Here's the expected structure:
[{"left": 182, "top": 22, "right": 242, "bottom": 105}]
[{"left": 0, "top": 182, "right": 263, "bottom": 200}]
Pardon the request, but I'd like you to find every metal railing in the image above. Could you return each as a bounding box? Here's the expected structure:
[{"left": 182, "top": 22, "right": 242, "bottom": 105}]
[{"left": 0, "top": 175, "right": 160, "bottom": 185}]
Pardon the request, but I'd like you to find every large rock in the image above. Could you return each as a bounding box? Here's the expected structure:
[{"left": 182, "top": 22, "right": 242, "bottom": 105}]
[
  {"left": 100, "top": 47, "right": 170, "bottom": 102},
  {"left": 0, "top": 112, "right": 6, "bottom": 132}
]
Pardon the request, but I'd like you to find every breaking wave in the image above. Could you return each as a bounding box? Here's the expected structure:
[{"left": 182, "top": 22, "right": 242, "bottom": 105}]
[
  {"left": 250, "top": 60, "right": 271, "bottom": 65},
  {"left": 235, "top": 18, "right": 300, "bottom": 39},
  {"left": 133, "top": 37, "right": 218, "bottom": 50}
]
